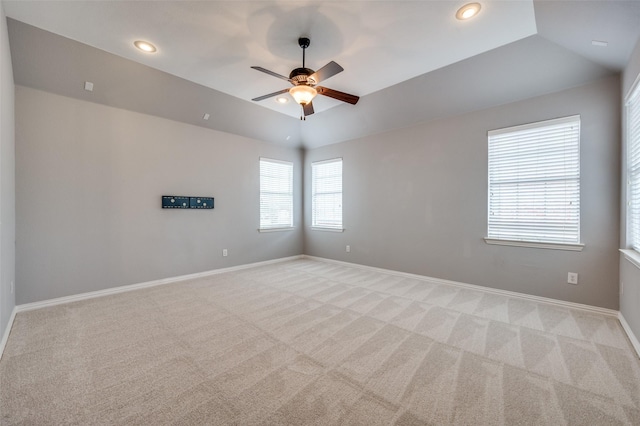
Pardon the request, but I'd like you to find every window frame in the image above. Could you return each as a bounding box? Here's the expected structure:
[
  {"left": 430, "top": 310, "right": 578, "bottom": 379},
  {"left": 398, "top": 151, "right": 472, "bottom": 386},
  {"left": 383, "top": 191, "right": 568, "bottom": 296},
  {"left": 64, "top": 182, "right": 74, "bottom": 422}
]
[
  {"left": 311, "top": 158, "right": 344, "bottom": 232},
  {"left": 484, "top": 115, "right": 584, "bottom": 251},
  {"left": 623, "top": 74, "right": 640, "bottom": 269},
  {"left": 258, "top": 157, "right": 294, "bottom": 232}
]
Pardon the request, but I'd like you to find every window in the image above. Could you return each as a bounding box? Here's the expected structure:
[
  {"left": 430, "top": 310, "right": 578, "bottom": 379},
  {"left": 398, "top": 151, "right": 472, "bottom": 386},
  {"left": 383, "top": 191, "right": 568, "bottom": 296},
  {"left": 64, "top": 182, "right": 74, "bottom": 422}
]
[
  {"left": 259, "top": 158, "right": 293, "bottom": 231},
  {"left": 312, "top": 158, "right": 343, "bottom": 230},
  {"left": 486, "top": 115, "right": 582, "bottom": 250},
  {"left": 627, "top": 80, "right": 640, "bottom": 253}
]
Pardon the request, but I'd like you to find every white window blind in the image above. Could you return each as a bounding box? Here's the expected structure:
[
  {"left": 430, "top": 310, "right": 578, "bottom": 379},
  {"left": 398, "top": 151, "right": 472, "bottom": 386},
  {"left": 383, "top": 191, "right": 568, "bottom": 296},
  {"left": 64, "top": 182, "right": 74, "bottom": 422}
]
[
  {"left": 312, "top": 158, "right": 343, "bottom": 230},
  {"left": 487, "top": 115, "right": 581, "bottom": 245},
  {"left": 259, "top": 158, "right": 293, "bottom": 230},
  {"left": 627, "top": 80, "right": 640, "bottom": 252}
]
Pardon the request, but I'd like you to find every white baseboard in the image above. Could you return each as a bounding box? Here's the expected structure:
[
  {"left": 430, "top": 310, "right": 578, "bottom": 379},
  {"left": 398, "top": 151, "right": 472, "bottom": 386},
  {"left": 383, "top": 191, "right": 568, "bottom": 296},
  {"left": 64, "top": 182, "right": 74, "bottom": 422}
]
[
  {"left": 618, "top": 313, "right": 640, "bottom": 359},
  {"left": 303, "top": 255, "right": 619, "bottom": 317},
  {"left": 16, "top": 255, "right": 303, "bottom": 313},
  {"left": 0, "top": 306, "right": 17, "bottom": 361}
]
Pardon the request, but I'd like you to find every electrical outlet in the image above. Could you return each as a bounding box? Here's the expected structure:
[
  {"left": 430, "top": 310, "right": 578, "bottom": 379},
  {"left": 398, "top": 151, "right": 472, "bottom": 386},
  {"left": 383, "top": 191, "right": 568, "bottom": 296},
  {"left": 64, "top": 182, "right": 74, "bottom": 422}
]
[
  {"left": 346, "top": 245, "right": 351, "bottom": 253},
  {"left": 222, "top": 249, "right": 228, "bottom": 257},
  {"left": 568, "top": 272, "right": 578, "bottom": 285},
  {"left": 10, "top": 281, "right": 14, "bottom": 294}
]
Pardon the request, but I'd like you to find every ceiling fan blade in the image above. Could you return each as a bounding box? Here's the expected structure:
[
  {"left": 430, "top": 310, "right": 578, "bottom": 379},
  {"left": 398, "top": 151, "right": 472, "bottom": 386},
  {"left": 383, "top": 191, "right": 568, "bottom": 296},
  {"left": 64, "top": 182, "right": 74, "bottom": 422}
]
[
  {"left": 310, "top": 61, "right": 343, "bottom": 83},
  {"left": 317, "top": 87, "right": 359, "bottom": 105},
  {"left": 252, "top": 88, "right": 289, "bottom": 102},
  {"left": 251, "top": 66, "right": 292, "bottom": 83},
  {"left": 303, "top": 102, "right": 315, "bottom": 116}
]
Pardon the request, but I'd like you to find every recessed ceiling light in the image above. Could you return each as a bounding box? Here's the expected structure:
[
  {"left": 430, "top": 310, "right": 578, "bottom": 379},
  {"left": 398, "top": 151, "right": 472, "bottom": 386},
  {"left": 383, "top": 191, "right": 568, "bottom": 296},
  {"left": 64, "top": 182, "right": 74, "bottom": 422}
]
[
  {"left": 276, "top": 96, "right": 289, "bottom": 104},
  {"left": 456, "top": 3, "right": 481, "bottom": 20},
  {"left": 592, "top": 40, "right": 608, "bottom": 47},
  {"left": 134, "top": 40, "right": 157, "bottom": 53}
]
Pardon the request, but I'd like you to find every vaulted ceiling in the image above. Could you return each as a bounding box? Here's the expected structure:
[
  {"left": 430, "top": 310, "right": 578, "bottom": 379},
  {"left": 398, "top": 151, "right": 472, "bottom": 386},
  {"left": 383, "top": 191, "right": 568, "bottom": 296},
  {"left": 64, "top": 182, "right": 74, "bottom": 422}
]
[{"left": 4, "top": 1, "right": 640, "bottom": 149}]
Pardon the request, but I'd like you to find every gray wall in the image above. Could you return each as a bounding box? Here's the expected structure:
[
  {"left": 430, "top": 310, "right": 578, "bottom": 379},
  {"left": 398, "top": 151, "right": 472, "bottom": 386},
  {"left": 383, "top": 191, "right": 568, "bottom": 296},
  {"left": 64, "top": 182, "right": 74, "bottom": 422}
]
[
  {"left": 1, "top": 10, "right": 16, "bottom": 336},
  {"left": 620, "top": 37, "right": 640, "bottom": 339},
  {"left": 304, "top": 75, "right": 621, "bottom": 310},
  {"left": 16, "top": 86, "right": 303, "bottom": 304}
]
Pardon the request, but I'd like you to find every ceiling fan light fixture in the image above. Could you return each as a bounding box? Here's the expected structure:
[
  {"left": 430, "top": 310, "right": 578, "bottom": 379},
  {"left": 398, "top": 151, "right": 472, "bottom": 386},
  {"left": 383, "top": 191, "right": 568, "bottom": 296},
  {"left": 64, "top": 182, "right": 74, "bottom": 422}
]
[
  {"left": 289, "top": 85, "right": 317, "bottom": 105},
  {"left": 456, "top": 3, "right": 481, "bottom": 20}
]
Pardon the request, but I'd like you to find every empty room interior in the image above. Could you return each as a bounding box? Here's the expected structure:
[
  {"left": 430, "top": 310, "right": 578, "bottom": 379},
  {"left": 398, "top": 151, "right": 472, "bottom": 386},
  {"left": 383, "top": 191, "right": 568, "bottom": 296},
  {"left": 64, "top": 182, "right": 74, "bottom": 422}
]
[{"left": 2, "top": 0, "right": 640, "bottom": 424}]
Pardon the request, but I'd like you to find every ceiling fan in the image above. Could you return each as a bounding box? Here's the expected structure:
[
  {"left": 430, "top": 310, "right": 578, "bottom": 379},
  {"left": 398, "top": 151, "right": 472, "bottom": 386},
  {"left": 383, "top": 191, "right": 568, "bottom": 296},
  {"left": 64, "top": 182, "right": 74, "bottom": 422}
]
[{"left": 251, "top": 37, "right": 359, "bottom": 119}]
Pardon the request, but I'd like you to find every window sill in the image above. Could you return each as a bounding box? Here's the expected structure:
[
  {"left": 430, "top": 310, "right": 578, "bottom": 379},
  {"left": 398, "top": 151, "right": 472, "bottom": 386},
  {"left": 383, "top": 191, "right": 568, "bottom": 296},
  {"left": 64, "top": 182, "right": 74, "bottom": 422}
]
[
  {"left": 484, "top": 238, "right": 585, "bottom": 252},
  {"left": 258, "top": 227, "right": 295, "bottom": 233},
  {"left": 620, "top": 249, "right": 640, "bottom": 270},
  {"left": 311, "top": 227, "right": 344, "bottom": 233}
]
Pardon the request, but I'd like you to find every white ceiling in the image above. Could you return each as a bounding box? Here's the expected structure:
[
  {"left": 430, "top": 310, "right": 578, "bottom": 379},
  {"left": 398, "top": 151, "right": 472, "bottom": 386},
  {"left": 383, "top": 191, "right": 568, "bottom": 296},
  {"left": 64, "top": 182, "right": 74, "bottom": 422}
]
[
  {"left": 3, "top": 0, "right": 539, "bottom": 117},
  {"left": 3, "top": 1, "right": 640, "bottom": 148}
]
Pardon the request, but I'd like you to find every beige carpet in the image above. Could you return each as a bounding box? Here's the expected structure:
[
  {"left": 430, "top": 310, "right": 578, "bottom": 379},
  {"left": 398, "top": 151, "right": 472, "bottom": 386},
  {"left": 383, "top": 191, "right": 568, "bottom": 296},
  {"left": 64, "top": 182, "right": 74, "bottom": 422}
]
[{"left": 1, "top": 258, "right": 639, "bottom": 425}]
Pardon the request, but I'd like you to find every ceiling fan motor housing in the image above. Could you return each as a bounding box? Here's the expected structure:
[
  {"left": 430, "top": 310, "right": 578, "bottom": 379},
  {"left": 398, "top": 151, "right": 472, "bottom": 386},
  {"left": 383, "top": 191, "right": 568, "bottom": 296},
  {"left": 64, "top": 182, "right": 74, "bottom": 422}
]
[{"left": 289, "top": 67, "right": 316, "bottom": 85}]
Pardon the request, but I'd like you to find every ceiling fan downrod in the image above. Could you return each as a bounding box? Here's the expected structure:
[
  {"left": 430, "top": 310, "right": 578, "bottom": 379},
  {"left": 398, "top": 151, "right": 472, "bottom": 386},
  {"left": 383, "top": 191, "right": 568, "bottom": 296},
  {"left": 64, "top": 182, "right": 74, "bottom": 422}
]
[{"left": 299, "top": 37, "right": 310, "bottom": 69}]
